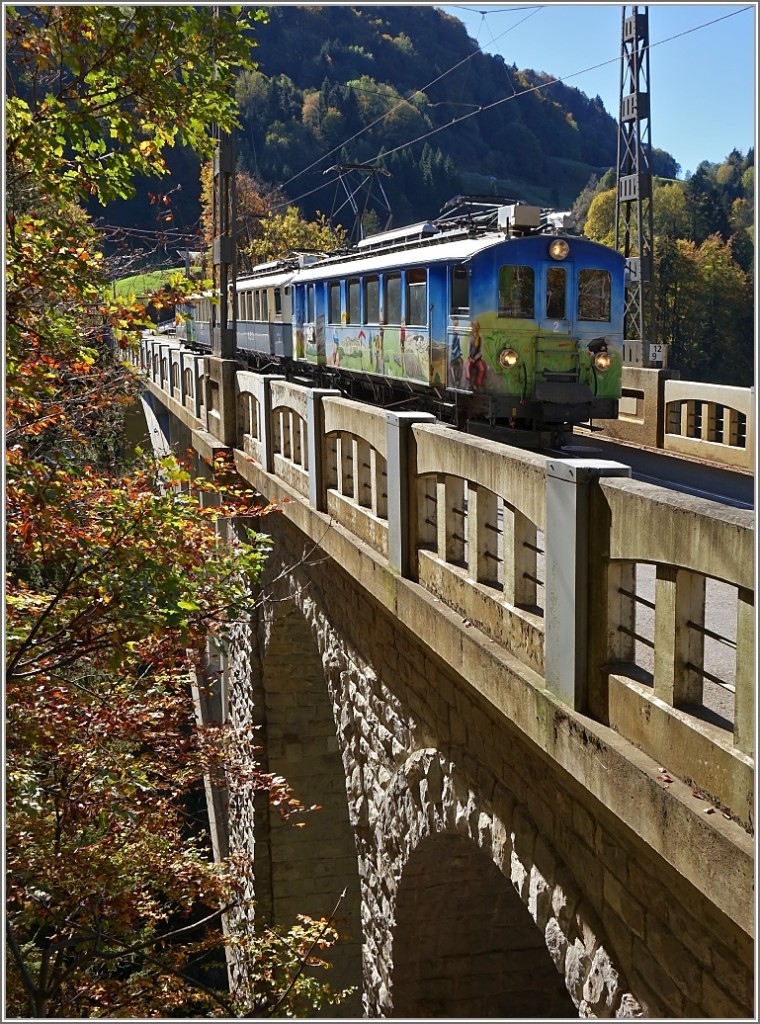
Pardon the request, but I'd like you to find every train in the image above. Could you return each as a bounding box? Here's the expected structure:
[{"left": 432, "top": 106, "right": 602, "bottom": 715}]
[{"left": 177, "top": 196, "right": 626, "bottom": 443}]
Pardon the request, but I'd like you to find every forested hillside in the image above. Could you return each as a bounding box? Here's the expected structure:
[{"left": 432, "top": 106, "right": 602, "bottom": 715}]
[
  {"left": 102, "top": 4, "right": 678, "bottom": 237},
  {"left": 234, "top": 4, "right": 678, "bottom": 227},
  {"left": 93, "top": 5, "right": 754, "bottom": 386}
]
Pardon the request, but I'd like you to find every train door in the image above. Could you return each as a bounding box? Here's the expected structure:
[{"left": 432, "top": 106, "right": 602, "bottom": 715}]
[
  {"left": 536, "top": 258, "right": 578, "bottom": 383},
  {"left": 427, "top": 265, "right": 448, "bottom": 386},
  {"left": 447, "top": 264, "right": 469, "bottom": 390},
  {"left": 269, "top": 285, "right": 283, "bottom": 356},
  {"left": 280, "top": 284, "right": 293, "bottom": 358}
]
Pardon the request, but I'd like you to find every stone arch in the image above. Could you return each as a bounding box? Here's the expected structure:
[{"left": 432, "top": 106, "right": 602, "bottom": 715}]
[
  {"left": 372, "top": 748, "right": 643, "bottom": 1019},
  {"left": 235, "top": 594, "right": 364, "bottom": 1016},
  {"left": 392, "top": 832, "right": 578, "bottom": 1018}
]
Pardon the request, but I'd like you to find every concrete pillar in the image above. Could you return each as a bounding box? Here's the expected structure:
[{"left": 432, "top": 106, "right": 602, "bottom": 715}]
[
  {"left": 386, "top": 412, "right": 435, "bottom": 577},
  {"left": 437, "top": 475, "right": 465, "bottom": 565},
  {"left": 467, "top": 482, "right": 499, "bottom": 586},
  {"left": 204, "top": 354, "right": 238, "bottom": 448},
  {"left": 544, "top": 459, "right": 630, "bottom": 711},
  {"left": 503, "top": 506, "right": 538, "bottom": 607},
  {"left": 307, "top": 389, "right": 341, "bottom": 512},
  {"left": 734, "top": 586, "right": 754, "bottom": 756},
  {"left": 140, "top": 392, "right": 172, "bottom": 459},
  {"left": 653, "top": 566, "right": 705, "bottom": 707},
  {"left": 249, "top": 375, "right": 285, "bottom": 473}
]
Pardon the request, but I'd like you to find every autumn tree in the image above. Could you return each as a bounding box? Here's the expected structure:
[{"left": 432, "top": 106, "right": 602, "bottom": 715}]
[
  {"left": 580, "top": 168, "right": 754, "bottom": 385},
  {"left": 6, "top": 6, "right": 349, "bottom": 1016}
]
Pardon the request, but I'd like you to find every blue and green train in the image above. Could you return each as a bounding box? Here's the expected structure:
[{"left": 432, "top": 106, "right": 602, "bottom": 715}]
[{"left": 178, "top": 199, "right": 625, "bottom": 436}]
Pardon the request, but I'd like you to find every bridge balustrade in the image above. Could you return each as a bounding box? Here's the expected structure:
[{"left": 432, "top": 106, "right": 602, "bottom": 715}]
[
  {"left": 412, "top": 425, "right": 548, "bottom": 676},
  {"left": 269, "top": 380, "right": 310, "bottom": 496},
  {"left": 321, "top": 397, "right": 390, "bottom": 556},
  {"left": 131, "top": 336, "right": 754, "bottom": 827},
  {"left": 590, "top": 477, "right": 754, "bottom": 827},
  {"left": 663, "top": 379, "right": 754, "bottom": 470}
]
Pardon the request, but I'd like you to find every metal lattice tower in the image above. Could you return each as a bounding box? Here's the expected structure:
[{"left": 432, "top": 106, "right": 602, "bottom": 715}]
[
  {"left": 210, "top": 123, "right": 237, "bottom": 359},
  {"left": 615, "top": 6, "right": 659, "bottom": 367},
  {"left": 326, "top": 163, "right": 393, "bottom": 246},
  {"left": 210, "top": 6, "right": 237, "bottom": 360}
]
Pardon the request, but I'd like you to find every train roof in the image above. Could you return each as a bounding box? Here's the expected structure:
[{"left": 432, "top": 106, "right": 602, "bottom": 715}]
[
  {"left": 294, "top": 232, "right": 506, "bottom": 282},
  {"left": 237, "top": 265, "right": 298, "bottom": 290}
]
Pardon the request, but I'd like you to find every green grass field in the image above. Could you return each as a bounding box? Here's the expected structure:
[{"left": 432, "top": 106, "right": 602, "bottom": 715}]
[{"left": 112, "top": 267, "right": 183, "bottom": 299}]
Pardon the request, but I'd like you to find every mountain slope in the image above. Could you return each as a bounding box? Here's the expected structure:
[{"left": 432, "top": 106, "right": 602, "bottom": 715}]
[{"left": 236, "top": 5, "right": 675, "bottom": 225}]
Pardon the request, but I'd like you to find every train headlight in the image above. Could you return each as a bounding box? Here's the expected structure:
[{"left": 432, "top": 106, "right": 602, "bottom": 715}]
[
  {"left": 499, "top": 348, "right": 519, "bottom": 368},
  {"left": 548, "top": 238, "right": 570, "bottom": 260},
  {"left": 594, "top": 351, "right": 612, "bottom": 371}
]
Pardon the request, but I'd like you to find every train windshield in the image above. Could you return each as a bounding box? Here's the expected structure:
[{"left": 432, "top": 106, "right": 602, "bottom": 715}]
[
  {"left": 578, "top": 269, "right": 612, "bottom": 321},
  {"left": 498, "top": 265, "right": 534, "bottom": 318}
]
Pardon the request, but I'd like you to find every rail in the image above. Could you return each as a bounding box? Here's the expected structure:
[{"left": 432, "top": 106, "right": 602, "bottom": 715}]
[{"left": 130, "top": 336, "right": 754, "bottom": 832}]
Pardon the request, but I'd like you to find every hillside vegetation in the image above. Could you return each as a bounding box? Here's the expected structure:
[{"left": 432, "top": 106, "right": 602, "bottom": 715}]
[{"left": 236, "top": 5, "right": 677, "bottom": 225}]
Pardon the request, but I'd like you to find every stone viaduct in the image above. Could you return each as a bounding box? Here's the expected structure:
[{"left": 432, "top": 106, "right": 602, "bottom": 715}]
[{"left": 133, "top": 335, "right": 754, "bottom": 1019}]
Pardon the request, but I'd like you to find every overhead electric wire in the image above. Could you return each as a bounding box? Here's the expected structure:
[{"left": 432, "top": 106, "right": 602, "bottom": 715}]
[
  {"left": 275, "top": 4, "right": 536, "bottom": 200},
  {"left": 274, "top": 6, "right": 752, "bottom": 214}
]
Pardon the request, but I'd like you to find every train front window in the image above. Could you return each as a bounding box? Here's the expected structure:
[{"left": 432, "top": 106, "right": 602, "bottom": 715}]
[
  {"left": 329, "top": 281, "right": 341, "bottom": 324},
  {"left": 578, "top": 269, "right": 611, "bottom": 321},
  {"left": 546, "top": 267, "right": 566, "bottom": 319},
  {"left": 364, "top": 276, "right": 379, "bottom": 323},
  {"left": 406, "top": 269, "right": 427, "bottom": 326},
  {"left": 348, "top": 278, "right": 361, "bottom": 324},
  {"left": 451, "top": 266, "right": 469, "bottom": 312},
  {"left": 498, "top": 265, "right": 534, "bottom": 318},
  {"left": 385, "top": 273, "right": 401, "bottom": 324}
]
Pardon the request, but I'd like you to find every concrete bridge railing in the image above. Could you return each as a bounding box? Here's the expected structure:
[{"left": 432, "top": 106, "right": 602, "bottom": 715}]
[
  {"left": 662, "top": 378, "right": 755, "bottom": 471},
  {"left": 592, "top": 366, "right": 754, "bottom": 471},
  {"left": 133, "top": 335, "right": 754, "bottom": 835},
  {"left": 131, "top": 335, "right": 755, "bottom": 1015}
]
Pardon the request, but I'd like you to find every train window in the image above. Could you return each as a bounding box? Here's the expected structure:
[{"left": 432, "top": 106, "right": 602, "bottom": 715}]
[
  {"left": 329, "top": 281, "right": 341, "bottom": 324},
  {"left": 385, "top": 273, "right": 401, "bottom": 324},
  {"left": 546, "top": 267, "right": 566, "bottom": 319},
  {"left": 451, "top": 266, "right": 469, "bottom": 312},
  {"left": 406, "top": 269, "right": 427, "bottom": 326},
  {"left": 578, "top": 269, "right": 611, "bottom": 321},
  {"left": 364, "top": 276, "right": 379, "bottom": 323},
  {"left": 306, "top": 284, "right": 315, "bottom": 323},
  {"left": 254, "top": 290, "right": 262, "bottom": 320},
  {"left": 498, "top": 265, "right": 534, "bottom": 318},
  {"left": 274, "top": 288, "right": 282, "bottom": 317},
  {"left": 348, "top": 278, "right": 361, "bottom": 324}
]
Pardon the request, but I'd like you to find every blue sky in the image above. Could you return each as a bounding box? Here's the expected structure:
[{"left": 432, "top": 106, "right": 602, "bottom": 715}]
[{"left": 438, "top": 3, "right": 756, "bottom": 178}]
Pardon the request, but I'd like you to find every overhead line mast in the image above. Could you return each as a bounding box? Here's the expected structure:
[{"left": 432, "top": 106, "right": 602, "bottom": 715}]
[
  {"left": 615, "top": 5, "right": 662, "bottom": 368},
  {"left": 206, "top": 5, "right": 239, "bottom": 447}
]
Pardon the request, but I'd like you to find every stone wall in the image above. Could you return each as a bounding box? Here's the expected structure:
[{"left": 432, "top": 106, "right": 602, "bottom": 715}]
[{"left": 227, "top": 512, "right": 753, "bottom": 1018}]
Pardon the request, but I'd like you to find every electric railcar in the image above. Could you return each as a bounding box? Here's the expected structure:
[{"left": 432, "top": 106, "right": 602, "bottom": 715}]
[{"left": 178, "top": 198, "right": 626, "bottom": 438}]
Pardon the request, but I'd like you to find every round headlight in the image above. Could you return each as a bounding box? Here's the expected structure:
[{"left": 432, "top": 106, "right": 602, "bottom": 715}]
[
  {"left": 594, "top": 351, "right": 612, "bottom": 371},
  {"left": 549, "top": 238, "right": 570, "bottom": 260},
  {"left": 499, "top": 348, "right": 519, "bottom": 368}
]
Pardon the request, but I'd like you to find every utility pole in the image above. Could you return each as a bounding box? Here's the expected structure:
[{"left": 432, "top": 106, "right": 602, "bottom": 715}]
[
  {"left": 615, "top": 5, "right": 662, "bottom": 368},
  {"left": 210, "top": 121, "right": 237, "bottom": 360},
  {"left": 204, "top": 6, "right": 239, "bottom": 446}
]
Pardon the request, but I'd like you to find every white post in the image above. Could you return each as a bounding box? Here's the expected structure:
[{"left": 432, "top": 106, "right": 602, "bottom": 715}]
[
  {"left": 544, "top": 459, "right": 631, "bottom": 709},
  {"left": 386, "top": 412, "right": 435, "bottom": 577}
]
